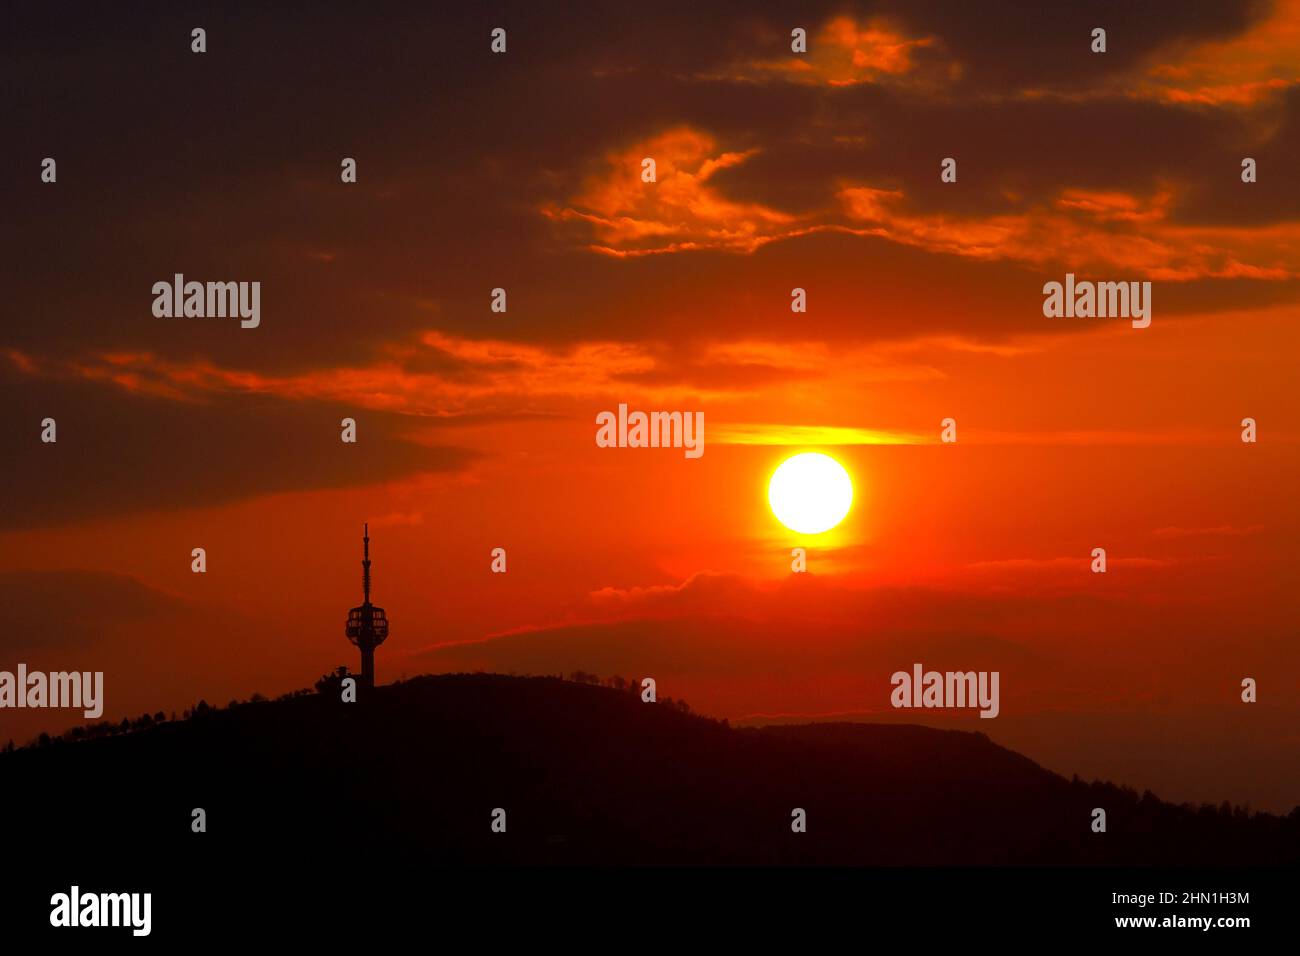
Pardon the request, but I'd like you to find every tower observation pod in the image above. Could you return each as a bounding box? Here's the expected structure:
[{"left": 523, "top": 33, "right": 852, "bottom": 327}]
[{"left": 345, "top": 523, "right": 389, "bottom": 690}]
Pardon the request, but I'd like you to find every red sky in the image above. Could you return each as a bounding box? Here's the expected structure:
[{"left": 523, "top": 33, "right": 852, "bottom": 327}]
[{"left": 3, "top": 0, "right": 1298, "bottom": 812}]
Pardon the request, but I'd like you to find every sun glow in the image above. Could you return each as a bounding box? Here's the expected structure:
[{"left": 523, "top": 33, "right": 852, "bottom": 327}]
[{"left": 768, "top": 452, "right": 854, "bottom": 534}]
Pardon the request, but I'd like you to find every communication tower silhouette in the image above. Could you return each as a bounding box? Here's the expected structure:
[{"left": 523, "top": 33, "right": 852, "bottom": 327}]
[{"left": 345, "top": 523, "right": 389, "bottom": 690}]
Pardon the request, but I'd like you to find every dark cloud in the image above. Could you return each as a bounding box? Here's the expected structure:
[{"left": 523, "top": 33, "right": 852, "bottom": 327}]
[
  {"left": 0, "top": 0, "right": 1292, "bottom": 377},
  {"left": 1172, "top": 85, "right": 1300, "bottom": 225},
  {"left": 0, "top": 569, "right": 188, "bottom": 652},
  {"left": 872, "top": 0, "right": 1264, "bottom": 89},
  {"left": 414, "top": 576, "right": 1060, "bottom": 678},
  {"left": 0, "top": 565, "right": 293, "bottom": 744},
  {"left": 709, "top": 91, "right": 1267, "bottom": 217},
  {"left": 0, "top": 367, "right": 476, "bottom": 530}
]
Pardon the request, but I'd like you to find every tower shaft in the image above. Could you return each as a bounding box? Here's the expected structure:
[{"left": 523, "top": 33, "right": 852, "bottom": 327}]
[{"left": 359, "top": 643, "right": 375, "bottom": 690}]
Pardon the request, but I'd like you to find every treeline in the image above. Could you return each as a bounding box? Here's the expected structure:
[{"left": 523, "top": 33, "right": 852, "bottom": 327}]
[
  {"left": 4, "top": 686, "right": 312, "bottom": 752},
  {"left": 6, "top": 666, "right": 700, "bottom": 754},
  {"left": 314, "top": 664, "right": 702, "bottom": 717},
  {"left": 564, "top": 669, "right": 697, "bottom": 716},
  {"left": 1066, "top": 774, "right": 1300, "bottom": 824}
]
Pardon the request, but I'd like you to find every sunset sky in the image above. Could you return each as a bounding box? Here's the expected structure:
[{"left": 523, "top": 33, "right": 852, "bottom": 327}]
[{"left": 3, "top": 0, "right": 1298, "bottom": 812}]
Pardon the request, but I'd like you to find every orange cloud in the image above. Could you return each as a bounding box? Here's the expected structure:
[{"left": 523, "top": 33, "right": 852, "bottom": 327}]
[
  {"left": 964, "top": 556, "right": 1172, "bottom": 572},
  {"left": 7, "top": 337, "right": 656, "bottom": 416},
  {"left": 1151, "top": 524, "right": 1265, "bottom": 539},
  {"left": 547, "top": 126, "right": 1300, "bottom": 279},
  {"left": 710, "top": 423, "right": 1235, "bottom": 449},
  {"left": 837, "top": 184, "right": 1300, "bottom": 280},
  {"left": 13, "top": 331, "right": 934, "bottom": 418},
  {"left": 710, "top": 424, "right": 929, "bottom": 446},
  {"left": 703, "top": 16, "right": 953, "bottom": 89},
  {"left": 542, "top": 126, "right": 803, "bottom": 255},
  {"left": 1140, "top": 0, "right": 1300, "bottom": 106}
]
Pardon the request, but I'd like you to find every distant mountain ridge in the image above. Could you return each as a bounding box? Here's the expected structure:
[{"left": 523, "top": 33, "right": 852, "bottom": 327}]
[{"left": 4, "top": 673, "right": 1296, "bottom": 865}]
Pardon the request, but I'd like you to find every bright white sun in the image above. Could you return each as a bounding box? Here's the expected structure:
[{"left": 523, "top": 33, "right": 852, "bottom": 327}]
[{"left": 768, "top": 452, "right": 853, "bottom": 535}]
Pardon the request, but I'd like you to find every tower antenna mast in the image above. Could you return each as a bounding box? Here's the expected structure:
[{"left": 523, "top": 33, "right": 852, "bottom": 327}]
[{"left": 362, "top": 522, "right": 371, "bottom": 604}]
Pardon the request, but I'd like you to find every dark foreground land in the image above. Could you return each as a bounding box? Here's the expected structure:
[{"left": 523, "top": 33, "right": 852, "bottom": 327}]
[{"left": 4, "top": 673, "right": 1296, "bottom": 867}]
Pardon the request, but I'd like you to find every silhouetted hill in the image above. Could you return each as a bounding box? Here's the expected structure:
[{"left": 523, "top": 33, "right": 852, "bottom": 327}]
[{"left": 4, "top": 673, "right": 1296, "bottom": 865}]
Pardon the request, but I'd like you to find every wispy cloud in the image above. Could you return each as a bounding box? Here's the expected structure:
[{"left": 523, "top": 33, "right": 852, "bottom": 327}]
[
  {"left": 1152, "top": 524, "right": 1265, "bottom": 539},
  {"left": 1138, "top": 0, "right": 1300, "bottom": 106},
  {"left": 711, "top": 424, "right": 928, "bottom": 446},
  {"left": 699, "top": 16, "right": 954, "bottom": 90},
  {"left": 8, "top": 332, "right": 941, "bottom": 418},
  {"left": 542, "top": 126, "right": 805, "bottom": 255},
  {"left": 965, "top": 556, "right": 1173, "bottom": 571},
  {"left": 837, "top": 184, "right": 1300, "bottom": 281},
  {"left": 546, "top": 127, "right": 1300, "bottom": 281}
]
